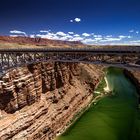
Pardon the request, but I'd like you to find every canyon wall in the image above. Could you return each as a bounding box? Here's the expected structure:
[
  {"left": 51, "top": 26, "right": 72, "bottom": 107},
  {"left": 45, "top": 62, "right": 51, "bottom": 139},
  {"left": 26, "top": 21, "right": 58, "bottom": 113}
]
[{"left": 0, "top": 62, "right": 103, "bottom": 140}]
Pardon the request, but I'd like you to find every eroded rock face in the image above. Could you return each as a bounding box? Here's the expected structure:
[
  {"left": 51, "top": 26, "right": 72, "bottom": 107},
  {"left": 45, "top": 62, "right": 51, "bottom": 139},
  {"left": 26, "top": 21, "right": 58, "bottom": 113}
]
[
  {"left": 0, "top": 62, "right": 103, "bottom": 140},
  {"left": 0, "top": 36, "right": 85, "bottom": 49}
]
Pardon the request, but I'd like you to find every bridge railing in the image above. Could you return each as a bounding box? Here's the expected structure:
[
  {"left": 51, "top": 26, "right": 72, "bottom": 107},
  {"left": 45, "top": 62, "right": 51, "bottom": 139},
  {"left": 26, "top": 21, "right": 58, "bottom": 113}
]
[
  {"left": 0, "top": 47, "right": 140, "bottom": 74},
  {"left": 0, "top": 46, "right": 140, "bottom": 53}
]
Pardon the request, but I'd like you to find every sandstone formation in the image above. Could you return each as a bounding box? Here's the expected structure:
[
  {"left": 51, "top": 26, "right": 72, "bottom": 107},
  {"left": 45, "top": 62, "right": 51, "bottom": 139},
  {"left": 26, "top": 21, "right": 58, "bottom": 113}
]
[
  {"left": 0, "top": 36, "right": 85, "bottom": 49},
  {"left": 0, "top": 62, "right": 103, "bottom": 140}
]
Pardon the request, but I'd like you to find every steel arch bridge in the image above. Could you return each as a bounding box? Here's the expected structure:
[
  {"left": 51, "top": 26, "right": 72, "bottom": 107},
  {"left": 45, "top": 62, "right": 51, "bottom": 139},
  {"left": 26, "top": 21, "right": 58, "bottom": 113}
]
[{"left": 0, "top": 47, "right": 140, "bottom": 73}]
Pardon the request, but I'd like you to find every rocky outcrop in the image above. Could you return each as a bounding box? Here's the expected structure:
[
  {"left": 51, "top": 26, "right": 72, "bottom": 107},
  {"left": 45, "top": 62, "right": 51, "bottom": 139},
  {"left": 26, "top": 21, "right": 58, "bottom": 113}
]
[
  {"left": 0, "top": 36, "right": 85, "bottom": 49},
  {"left": 124, "top": 69, "right": 140, "bottom": 96},
  {"left": 0, "top": 62, "right": 103, "bottom": 140}
]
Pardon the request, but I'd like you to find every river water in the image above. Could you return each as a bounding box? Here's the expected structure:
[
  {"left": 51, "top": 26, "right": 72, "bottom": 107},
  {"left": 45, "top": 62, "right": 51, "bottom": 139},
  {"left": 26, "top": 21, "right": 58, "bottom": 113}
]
[{"left": 55, "top": 67, "right": 140, "bottom": 140}]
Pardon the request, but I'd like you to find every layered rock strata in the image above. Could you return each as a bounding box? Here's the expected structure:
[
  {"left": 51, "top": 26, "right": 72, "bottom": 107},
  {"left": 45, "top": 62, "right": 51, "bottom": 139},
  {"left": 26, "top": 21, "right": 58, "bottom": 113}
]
[{"left": 0, "top": 62, "right": 103, "bottom": 140}]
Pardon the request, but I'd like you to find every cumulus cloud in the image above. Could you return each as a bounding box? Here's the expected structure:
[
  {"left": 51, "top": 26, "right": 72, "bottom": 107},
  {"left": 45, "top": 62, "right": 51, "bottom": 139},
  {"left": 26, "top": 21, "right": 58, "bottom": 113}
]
[
  {"left": 70, "top": 18, "right": 81, "bottom": 23},
  {"left": 82, "top": 39, "right": 97, "bottom": 44},
  {"left": 56, "top": 31, "right": 67, "bottom": 36},
  {"left": 127, "top": 36, "right": 132, "bottom": 39},
  {"left": 36, "top": 32, "right": 58, "bottom": 40},
  {"left": 129, "top": 29, "right": 139, "bottom": 34},
  {"left": 40, "top": 30, "right": 50, "bottom": 33},
  {"left": 30, "top": 34, "right": 35, "bottom": 38},
  {"left": 129, "top": 30, "right": 139, "bottom": 34},
  {"left": 129, "top": 40, "right": 140, "bottom": 45},
  {"left": 106, "top": 35, "right": 112, "bottom": 38},
  {"left": 74, "top": 34, "right": 80, "bottom": 37},
  {"left": 36, "top": 32, "right": 73, "bottom": 41},
  {"left": 118, "top": 35, "right": 128, "bottom": 39},
  {"left": 95, "top": 37, "right": 103, "bottom": 41},
  {"left": 129, "top": 30, "right": 134, "bottom": 33},
  {"left": 94, "top": 35, "right": 102, "bottom": 38},
  {"left": 101, "top": 37, "right": 121, "bottom": 42},
  {"left": 9, "top": 29, "right": 140, "bottom": 45},
  {"left": 118, "top": 35, "right": 133, "bottom": 39},
  {"left": 60, "top": 34, "right": 73, "bottom": 40},
  {"left": 75, "top": 18, "right": 81, "bottom": 22},
  {"left": 68, "top": 32, "right": 74, "bottom": 34},
  {"left": 82, "top": 35, "right": 131, "bottom": 44},
  {"left": 70, "top": 20, "right": 73, "bottom": 22},
  {"left": 130, "top": 40, "right": 140, "bottom": 43},
  {"left": 69, "top": 36, "right": 83, "bottom": 41},
  {"left": 10, "top": 35, "right": 20, "bottom": 37},
  {"left": 10, "top": 30, "right": 27, "bottom": 35},
  {"left": 82, "top": 33, "right": 90, "bottom": 37}
]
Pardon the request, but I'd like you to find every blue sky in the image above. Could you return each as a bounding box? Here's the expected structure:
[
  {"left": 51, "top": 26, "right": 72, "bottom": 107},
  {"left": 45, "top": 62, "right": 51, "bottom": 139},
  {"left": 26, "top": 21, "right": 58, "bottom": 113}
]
[{"left": 0, "top": 0, "right": 140, "bottom": 45}]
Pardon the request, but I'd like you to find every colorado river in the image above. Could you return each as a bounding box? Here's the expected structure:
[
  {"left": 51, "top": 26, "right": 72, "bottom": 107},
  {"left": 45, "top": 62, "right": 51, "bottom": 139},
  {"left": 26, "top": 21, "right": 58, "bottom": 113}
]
[{"left": 55, "top": 67, "right": 140, "bottom": 140}]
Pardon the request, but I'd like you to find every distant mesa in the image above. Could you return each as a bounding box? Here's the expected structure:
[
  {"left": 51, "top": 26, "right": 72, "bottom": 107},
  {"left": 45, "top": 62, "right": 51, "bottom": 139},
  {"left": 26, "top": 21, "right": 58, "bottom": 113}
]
[{"left": 0, "top": 36, "right": 85, "bottom": 48}]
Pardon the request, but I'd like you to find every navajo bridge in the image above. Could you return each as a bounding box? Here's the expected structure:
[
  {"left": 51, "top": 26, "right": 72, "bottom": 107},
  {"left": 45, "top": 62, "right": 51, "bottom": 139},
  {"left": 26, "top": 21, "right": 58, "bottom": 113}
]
[{"left": 0, "top": 46, "right": 140, "bottom": 73}]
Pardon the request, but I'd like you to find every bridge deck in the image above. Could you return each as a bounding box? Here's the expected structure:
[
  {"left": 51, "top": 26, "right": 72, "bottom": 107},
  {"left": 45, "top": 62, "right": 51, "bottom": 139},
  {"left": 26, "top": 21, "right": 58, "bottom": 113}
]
[
  {"left": 0, "top": 47, "right": 140, "bottom": 74},
  {"left": 0, "top": 47, "right": 140, "bottom": 53}
]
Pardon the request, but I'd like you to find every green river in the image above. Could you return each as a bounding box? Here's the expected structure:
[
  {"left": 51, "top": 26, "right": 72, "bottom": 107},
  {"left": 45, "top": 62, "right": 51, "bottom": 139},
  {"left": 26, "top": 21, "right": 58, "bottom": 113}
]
[{"left": 55, "top": 67, "right": 140, "bottom": 140}]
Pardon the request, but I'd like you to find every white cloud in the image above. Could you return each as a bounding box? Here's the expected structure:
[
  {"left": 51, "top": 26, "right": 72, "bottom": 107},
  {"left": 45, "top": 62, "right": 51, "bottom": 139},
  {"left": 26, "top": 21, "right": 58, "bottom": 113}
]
[
  {"left": 128, "top": 36, "right": 132, "bottom": 39},
  {"left": 56, "top": 31, "right": 67, "bottom": 36},
  {"left": 94, "top": 35, "right": 102, "bottom": 38},
  {"left": 60, "top": 35, "right": 73, "bottom": 40},
  {"left": 9, "top": 29, "right": 140, "bottom": 45},
  {"left": 119, "top": 35, "right": 127, "bottom": 39},
  {"left": 70, "top": 18, "right": 81, "bottom": 23},
  {"left": 68, "top": 32, "right": 74, "bottom": 34},
  {"left": 82, "top": 33, "right": 90, "bottom": 37},
  {"left": 69, "top": 37, "right": 84, "bottom": 41},
  {"left": 59, "top": 35, "right": 73, "bottom": 41},
  {"left": 36, "top": 33, "right": 58, "bottom": 40},
  {"left": 75, "top": 18, "right": 81, "bottom": 22},
  {"left": 74, "top": 34, "right": 80, "bottom": 37},
  {"left": 129, "top": 30, "right": 134, "bottom": 33},
  {"left": 118, "top": 35, "right": 133, "bottom": 39},
  {"left": 82, "top": 39, "right": 97, "bottom": 44},
  {"left": 40, "top": 30, "right": 50, "bottom": 33},
  {"left": 10, "top": 30, "right": 27, "bottom": 35},
  {"left": 65, "top": 34, "right": 73, "bottom": 38},
  {"left": 101, "top": 37, "right": 121, "bottom": 42},
  {"left": 130, "top": 40, "right": 140, "bottom": 43},
  {"left": 10, "top": 35, "right": 20, "bottom": 37},
  {"left": 129, "top": 30, "right": 139, "bottom": 34},
  {"left": 95, "top": 37, "right": 103, "bottom": 41},
  {"left": 30, "top": 34, "right": 35, "bottom": 38},
  {"left": 129, "top": 40, "right": 140, "bottom": 45},
  {"left": 59, "top": 36, "right": 68, "bottom": 41},
  {"left": 36, "top": 32, "right": 74, "bottom": 41},
  {"left": 106, "top": 35, "right": 112, "bottom": 38}
]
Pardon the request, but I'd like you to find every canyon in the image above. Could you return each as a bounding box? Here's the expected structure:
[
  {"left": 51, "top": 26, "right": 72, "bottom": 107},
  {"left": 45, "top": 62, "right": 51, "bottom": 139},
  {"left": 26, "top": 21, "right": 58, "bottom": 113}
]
[
  {"left": 0, "top": 62, "right": 104, "bottom": 140},
  {"left": 0, "top": 36, "right": 140, "bottom": 140}
]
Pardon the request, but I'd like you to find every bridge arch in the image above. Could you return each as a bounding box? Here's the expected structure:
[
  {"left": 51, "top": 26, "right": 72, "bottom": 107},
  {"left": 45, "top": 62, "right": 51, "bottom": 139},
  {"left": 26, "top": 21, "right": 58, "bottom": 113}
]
[{"left": 0, "top": 48, "right": 140, "bottom": 74}]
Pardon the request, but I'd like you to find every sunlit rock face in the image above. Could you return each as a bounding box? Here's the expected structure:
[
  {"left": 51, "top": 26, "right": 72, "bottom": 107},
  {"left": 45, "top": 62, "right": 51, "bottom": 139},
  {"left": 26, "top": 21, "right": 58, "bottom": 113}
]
[
  {"left": 0, "top": 62, "right": 103, "bottom": 140},
  {"left": 0, "top": 36, "right": 85, "bottom": 49}
]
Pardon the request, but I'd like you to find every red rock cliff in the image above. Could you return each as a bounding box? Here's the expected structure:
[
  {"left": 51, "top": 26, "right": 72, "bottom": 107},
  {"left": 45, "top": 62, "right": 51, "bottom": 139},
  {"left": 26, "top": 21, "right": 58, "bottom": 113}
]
[{"left": 0, "top": 62, "right": 103, "bottom": 140}]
